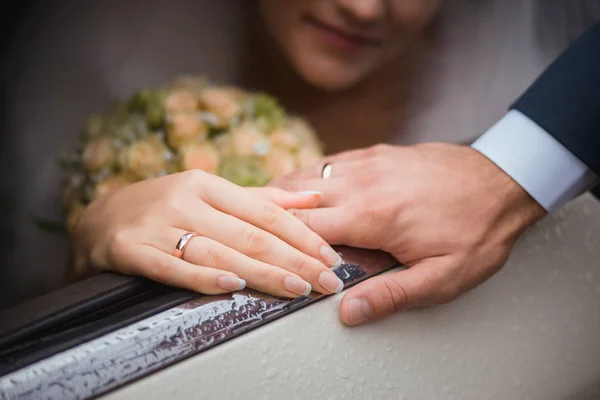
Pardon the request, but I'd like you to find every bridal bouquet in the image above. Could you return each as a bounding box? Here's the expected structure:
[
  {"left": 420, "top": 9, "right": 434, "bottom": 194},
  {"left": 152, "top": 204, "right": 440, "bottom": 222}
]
[{"left": 59, "top": 76, "right": 323, "bottom": 232}]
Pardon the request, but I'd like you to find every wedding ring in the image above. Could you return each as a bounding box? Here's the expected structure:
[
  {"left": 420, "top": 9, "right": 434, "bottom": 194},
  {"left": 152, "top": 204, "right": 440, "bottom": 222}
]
[
  {"left": 321, "top": 163, "right": 332, "bottom": 180},
  {"left": 173, "top": 232, "right": 197, "bottom": 259}
]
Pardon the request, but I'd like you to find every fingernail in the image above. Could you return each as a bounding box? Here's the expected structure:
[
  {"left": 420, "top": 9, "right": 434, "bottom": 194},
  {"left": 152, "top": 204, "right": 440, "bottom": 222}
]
[
  {"left": 320, "top": 245, "right": 343, "bottom": 267},
  {"left": 318, "top": 271, "right": 344, "bottom": 294},
  {"left": 283, "top": 276, "right": 312, "bottom": 296},
  {"left": 296, "top": 190, "right": 323, "bottom": 197},
  {"left": 217, "top": 276, "right": 246, "bottom": 291},
  {"left": 348, "top": 298, "right": 372, "bottom": 325}
]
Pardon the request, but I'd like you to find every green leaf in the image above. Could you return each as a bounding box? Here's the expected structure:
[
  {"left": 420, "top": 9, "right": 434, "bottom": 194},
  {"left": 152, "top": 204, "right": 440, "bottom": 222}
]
[
  {"left": 128, "top": 89, "right": 154, "bottom": 112},
  {"left": 219, "top": 156, "right": 271, "bottom": 187},
  {"left": 33, "top": 217, "right": 68, "bottom": 235},
  {"left": 245, "top": 93, "right": 285, "bottom": 132}
]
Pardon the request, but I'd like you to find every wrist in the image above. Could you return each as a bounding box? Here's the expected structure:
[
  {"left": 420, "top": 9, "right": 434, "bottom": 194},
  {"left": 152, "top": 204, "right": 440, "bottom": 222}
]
[{"left": 471, "top": 148, "right": 547, "bottom": 237}]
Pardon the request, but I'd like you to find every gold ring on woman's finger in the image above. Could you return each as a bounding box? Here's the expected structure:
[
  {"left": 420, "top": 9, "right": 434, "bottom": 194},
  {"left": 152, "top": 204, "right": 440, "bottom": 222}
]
[
  {"left": 321, "top": 163, "right": 332, "bottom": 180},
  {"left": 173, "top": 232, "right": 198, "bottom": 259}
]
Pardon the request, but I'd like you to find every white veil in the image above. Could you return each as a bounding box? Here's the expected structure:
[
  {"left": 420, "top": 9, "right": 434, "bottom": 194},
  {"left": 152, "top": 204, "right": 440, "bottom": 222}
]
[{"left": 400, "top": 0, "right": 600, "bottom": 146}]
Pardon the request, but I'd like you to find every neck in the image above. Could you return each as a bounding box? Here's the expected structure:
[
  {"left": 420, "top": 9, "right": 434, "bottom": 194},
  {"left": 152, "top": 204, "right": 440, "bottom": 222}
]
[{"left": 242, "top": 15, "right": 433, "bottom": 154}]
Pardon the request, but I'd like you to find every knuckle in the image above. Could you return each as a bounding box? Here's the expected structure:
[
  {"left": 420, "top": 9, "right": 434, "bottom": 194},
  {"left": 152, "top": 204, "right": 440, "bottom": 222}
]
[
  {"left": 290, "top": 209, "right": 309, "bottom": 227},
  {"left": 253, "top": 266, "right": 284, "bottom": 288},
  {"left": 190, "top": 269, "right": 210, "bottom": 292},
  {"left": 276, "top": 180, "right": 300, "bottom": 192},
  {"left": 162, "top": 192, "right": 185, "bottom": 213},
  {"left": 367, "top": 143, "right": 390, "bottom": 156},
  {"left": 292, "top": 257, "right": 310, "bottom": 275},
  {"left": 203, "top": 245, "right": 228, "bottom": 267},
  {"left": 253, "top": 267, "right": 272, "bottom": 283},
  {"left": 357, "top": 207, "right": 379, "bottom": 229},
  {"left": 261, "top": 202, "right": 283, "bottom": 228},
  {"left": 182, "top": 168, "right": 205, "bottom": 182},
  {"left": 178, "top": 169, "right": 209, "bottom": 191},
  {"left": 356, "top": 169, "right": 375, "bottom": 187},
  {"left": 148, "top": 255, "right": 175, "bottom": 284},
  {"left": 242, "top": 228, "right": 269, "bottom": 256},
  {"left": 107, "top": 229, "right": 130, "bottom": 266},
  {"left": 381, "top": 278, "right": 409, "bottom": 312}
]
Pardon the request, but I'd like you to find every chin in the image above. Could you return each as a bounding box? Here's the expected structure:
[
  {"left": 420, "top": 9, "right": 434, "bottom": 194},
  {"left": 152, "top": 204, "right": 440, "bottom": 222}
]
[
  {"left": 292, "top": 56, "right": 365, "bottom": 92},
  {"left": 302, "top": 72, "right": 357, "bottom": 92}
]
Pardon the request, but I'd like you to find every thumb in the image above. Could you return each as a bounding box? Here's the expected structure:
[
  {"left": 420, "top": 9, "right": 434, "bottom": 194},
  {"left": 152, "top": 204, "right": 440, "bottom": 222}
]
[
  {"left": 247, "top": 187, "right": 323, "bottom": 210},
  {"left": 339, "top": 259, "right": 453, "bottom": 325}
]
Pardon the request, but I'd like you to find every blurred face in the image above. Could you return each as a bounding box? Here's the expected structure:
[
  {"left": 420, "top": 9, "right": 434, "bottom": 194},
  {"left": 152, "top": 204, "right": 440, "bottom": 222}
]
[{"left": 257, "top": 0, "right": 442, "bottom": 91}]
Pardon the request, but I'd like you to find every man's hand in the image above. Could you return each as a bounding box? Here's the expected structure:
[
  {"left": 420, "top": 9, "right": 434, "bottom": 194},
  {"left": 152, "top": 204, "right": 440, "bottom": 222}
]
[{"left": 269, "top": 143, "right": 546, "bottom": 325}]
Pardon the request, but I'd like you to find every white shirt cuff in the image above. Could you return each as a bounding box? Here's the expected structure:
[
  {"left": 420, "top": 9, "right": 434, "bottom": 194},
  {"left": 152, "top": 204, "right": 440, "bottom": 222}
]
[{"left": 471, "top": 109, "right": 599, "bottom": 212}]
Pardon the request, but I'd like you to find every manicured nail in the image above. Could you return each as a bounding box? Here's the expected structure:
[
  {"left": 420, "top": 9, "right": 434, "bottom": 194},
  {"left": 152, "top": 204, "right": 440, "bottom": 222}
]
[
  {"left": 296, "top": 190, "right": 323, "bottom": 197},
  {"left": 217, "top": 276, "right": 246, "bottom": 291},
  {"left": 318, "top": 271, "right": 344, "bottom": 294},
  {"left": 348, "top": 298, "right": 372, "bottom": 325},
  {"left": 283, "top": 276, "right": 312, "bottom": 296},
  {"left": 320, "top": 245, "right": 343, "bottom": 267}
]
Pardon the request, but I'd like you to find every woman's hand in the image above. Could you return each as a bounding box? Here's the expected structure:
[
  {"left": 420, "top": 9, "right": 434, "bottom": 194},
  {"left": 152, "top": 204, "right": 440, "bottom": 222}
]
[
  {"left": 69, "top": 169, "right": 344, "bottom": 298},
  {"left": 270, "top": 143, "right": 546, "bottom": 323}
]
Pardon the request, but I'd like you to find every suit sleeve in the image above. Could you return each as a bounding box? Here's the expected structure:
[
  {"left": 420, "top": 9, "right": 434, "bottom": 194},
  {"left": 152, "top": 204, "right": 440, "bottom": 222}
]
[
  {"left": 511, "top": 22, "right": 600, "bottom": 176},
  {"left": 473, "top": 22, "right": 600, "bottom": 211}
]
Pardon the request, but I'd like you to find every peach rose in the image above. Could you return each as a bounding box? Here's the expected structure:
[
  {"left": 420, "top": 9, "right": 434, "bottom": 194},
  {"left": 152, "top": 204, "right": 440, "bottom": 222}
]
[
  {"left": 82, "top": 137, "right": 114, "bottom": 172},
  {"left": 94, "top": 174, "right": 133, "bottom": 199},
  {"left": 119, "top": 138, "right": 168, "bottom": 179},
  {"left": 264, "top": 148, "right": 296, "bottom": 178},
  {"left": 171, "top": 76, "right": 207, "bottom": 96},
  {"left": 180, "top": 143, "right": 220, "bottom": 174},
  {"left": 164, "top": 89, "right": 198, "bottom": 114},
  {"left": 230, "top": 122, "right": 271, "bottom": 157},
  {"left": 198, "top": 87, "right": 244, "bottom": 128},
  {"left": 270, "top": 128, "right": 300, "bottom": 150},
  {"left": 166, "top": 113, "right": 208, "bottom": 149}
]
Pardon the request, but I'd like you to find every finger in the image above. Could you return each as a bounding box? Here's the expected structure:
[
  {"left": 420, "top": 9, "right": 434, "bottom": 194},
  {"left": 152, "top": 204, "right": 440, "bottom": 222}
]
[
  {"left": 284, "top": 149, "right": 369, "bottom": 179},
  {"left": 268, "top": 177, "right": 326, "bottom": 193},
  {"left": 339, "top": 259, "right": 453, "bottom": 326},
  {"left": 146, "top": 227, "right": 316, "bottom": 298},
  {"left": 323, "top": 147, "right": 372, "bottom": 164},
  {"left": 121, "top": 244, "right": 245, "bottom": 295},
  {"left": 183, "top": 235, "right": 315, "bottom": 298},
  {"left": 200, "top": 176, "right": 345, "bottom": 270},
  {"left": 271, "top": 162, "right": 323, "bottom": 180},
  {"left": 288, "top": 207, "right": 365, "bottom": 246},
  {"left": 182, "top": 201, "right": 344, "bottom": 295},
  {"left": 268, "top": 145, "right": 387, "bottom": 184},
  {"left": 246, "top": 187, "right": 323, "bottom": 210},
  {"left": 269, "top": 159, "right": 357, "bottom": 184},
  {"left": 268, "top": 178, "right": 346, "bottom": 207}
]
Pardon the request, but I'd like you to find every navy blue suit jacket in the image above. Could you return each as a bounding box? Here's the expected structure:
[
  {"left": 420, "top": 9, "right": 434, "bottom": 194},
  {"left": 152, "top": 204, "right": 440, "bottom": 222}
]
[{"left": 511, "top": 22, "right": 600, "bottom": 197}]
